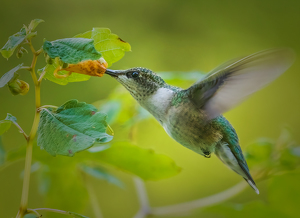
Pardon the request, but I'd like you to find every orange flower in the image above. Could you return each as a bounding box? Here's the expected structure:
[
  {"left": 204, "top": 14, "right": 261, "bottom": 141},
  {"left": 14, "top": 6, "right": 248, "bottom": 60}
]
[{"left": 54, "top": 58, "right": 108, "bottom": 78}]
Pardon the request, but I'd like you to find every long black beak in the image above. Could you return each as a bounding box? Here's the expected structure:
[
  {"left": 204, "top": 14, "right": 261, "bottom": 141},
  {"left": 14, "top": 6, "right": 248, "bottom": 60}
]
[{"left": 105, "top": 69, "right": 123, "bottom": 77}]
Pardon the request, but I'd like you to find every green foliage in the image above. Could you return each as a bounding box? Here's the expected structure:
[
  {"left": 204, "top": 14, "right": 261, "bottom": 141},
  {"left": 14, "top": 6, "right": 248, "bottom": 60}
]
[
  {"left": 0, "top": 113, "right": 17, "bottom": 135},
  {"left": 28, "top": 19, "right": 44, "bottom": 32},
  {"left": 87, "top": 142, "right": 181, "bottom": 180},
  {"left": 0, "top": 64, "right": 24, "bottom": 88},
  {"left": 244, "top": 128, "right": 300, "bottom": 173},
  {"left": 79, "top": 164, "right": 124, "bottom": 188},
  {"left": 0, "top": 27, "right": 28, "bottom": 59},
  {"left": 37, "top": 100, "right": 113, "bottom": 156},
  {"left": 244, "top": 139, "right": 274, "bottom": 168},
  {"left": 2, "top": 138, "right": 180, "bottom": 213},
  {"left": 40, "top": 28, "right": 131, "bottom": 85},
  {"left": 75, "top": 28, "right": 131, "bottom": 67},
  {"left": 5, "top": 113, "right": 17, "bottom": 123},
  {"left": 95, "top": 86, "right": 151, "bottom": 127},
  {"left": 0, "top": 19, "right": 43, "bottom": 59},
  {"left": 43, "top": 38, "right": 101, "bottom": 64},
  {"left": 203, "top": 172, "right": 300, "bottom": 218},
  {"left": 0, "top": 18, "right": 184, "bottom": 218},
  {"left": 0, "top": 120, "right": 11, "bottom": 135},
  {"left": 37, "top": 160, "right": 89, "bottom": 212}
]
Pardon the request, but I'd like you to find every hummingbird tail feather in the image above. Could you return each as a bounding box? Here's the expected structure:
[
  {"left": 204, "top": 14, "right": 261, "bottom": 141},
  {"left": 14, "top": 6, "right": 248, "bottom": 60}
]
[
  {"left": 244, "top": 178, "right": 259, "bottom": 194},
  {"left": 215, "top": 142, "right": 259, "bottom": 194}
]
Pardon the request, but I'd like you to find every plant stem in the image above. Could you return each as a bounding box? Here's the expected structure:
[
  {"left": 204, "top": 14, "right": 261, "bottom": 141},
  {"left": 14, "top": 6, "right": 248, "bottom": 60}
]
[
  {"left": 16, "top": 42, "right": 43, "bottom": 218},
  {"left": 132, "top": 178, "right": 250, "bottom": 218},
  {"left": 20, "top": 66, "right": 31, "bottom": 71},
  {"left": 38, "top": 70, "right": 46, "bottom": 83},
  {"left": 29, "top": 207, "right": 91, "bottom": 217},
  {"left": 29, "top": 208, "right": 73, "bottom": 216},
  {"left": 39, "top": 105, "right": 58, "bottom": 110},
  {"left": 151, "top": 181, "right": 248, "bottom": 216},
  {"left": 10, "top": 120, "right": 28, "bottom": 140},
  {"left": 27, "top": 209, "right": 41, "bottom": 217},
  {"left": 133, "top": 177, "right": 151, "bottom": 218},
  {"left": 85, "top": 175, "right": 104, "bottom": 218}
]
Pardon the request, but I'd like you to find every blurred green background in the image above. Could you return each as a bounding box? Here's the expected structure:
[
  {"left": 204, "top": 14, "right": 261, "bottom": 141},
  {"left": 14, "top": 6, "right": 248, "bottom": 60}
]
[{"left": 1, "top": 0, "right": 300, "bottom": 217}]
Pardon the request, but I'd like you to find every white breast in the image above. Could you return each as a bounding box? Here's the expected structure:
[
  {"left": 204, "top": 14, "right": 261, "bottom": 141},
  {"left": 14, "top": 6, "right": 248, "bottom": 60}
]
[{"left": 140, "top": 87, "right": 175, "bottom": 124}]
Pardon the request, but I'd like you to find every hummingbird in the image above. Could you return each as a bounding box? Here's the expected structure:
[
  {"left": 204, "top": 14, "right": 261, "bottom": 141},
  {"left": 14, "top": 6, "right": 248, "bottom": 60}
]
[{"left": 105, "top": 48, "right": 295, "bottom": 194}]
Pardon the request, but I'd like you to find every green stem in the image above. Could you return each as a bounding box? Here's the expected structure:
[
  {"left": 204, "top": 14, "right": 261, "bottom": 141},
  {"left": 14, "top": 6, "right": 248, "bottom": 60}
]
[
  {"left": 29, "top": 208, "right": 72, "bottom": 216},
  {"left": 10, "top": 120, "right": 28, "bottom": 140},
  {"left": 29, "top": 207, "right": 89, "bottom": 217},
  {"left": 20, "top": 66, "right": 31, "bottom": 71},
  {"left": 27, "top": 209, "right": 41, "bottom": 217},
  {"left": 39, "top": 105, "right": 58, "bottom": 110},
  {"left": 16, "top": 42, "right": 43, "bottom": 218}
]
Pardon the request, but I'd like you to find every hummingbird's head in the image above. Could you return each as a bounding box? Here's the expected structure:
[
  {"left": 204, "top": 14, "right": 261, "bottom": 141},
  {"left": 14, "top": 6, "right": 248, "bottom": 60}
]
[{"left": 105, "top": 67, "right": 166, "bottom": 100}]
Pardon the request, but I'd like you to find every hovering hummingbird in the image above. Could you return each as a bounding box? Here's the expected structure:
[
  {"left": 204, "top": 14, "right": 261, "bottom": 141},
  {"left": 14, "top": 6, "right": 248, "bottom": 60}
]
[{"left": 105, "top": 48, "right": 295, "bottom": 194}]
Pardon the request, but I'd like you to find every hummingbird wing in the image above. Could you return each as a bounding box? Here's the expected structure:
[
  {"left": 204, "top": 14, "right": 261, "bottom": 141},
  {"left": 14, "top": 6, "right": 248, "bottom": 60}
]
[{"left": 185, "top": 48, "right": 295, "bottom": 120}]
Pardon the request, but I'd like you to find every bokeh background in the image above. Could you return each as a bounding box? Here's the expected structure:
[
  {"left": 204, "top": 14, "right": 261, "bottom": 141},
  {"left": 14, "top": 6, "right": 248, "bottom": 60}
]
[{"left": 1, "top": 0, "right": 300, "bottom": 217}]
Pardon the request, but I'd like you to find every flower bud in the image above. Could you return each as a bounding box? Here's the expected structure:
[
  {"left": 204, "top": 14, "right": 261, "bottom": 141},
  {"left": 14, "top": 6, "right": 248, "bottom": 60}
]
[
  {"left": 16, "top": 47, "right": 28, "bottom": 58},
  {"left": 8, "top": 79, "right": 30, "bottom": 96}
]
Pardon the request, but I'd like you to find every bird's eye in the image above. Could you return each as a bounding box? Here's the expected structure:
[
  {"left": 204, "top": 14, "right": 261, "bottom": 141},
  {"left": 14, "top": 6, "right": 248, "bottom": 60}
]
[{"left": 131, "top": 71, "right": 139, "bottom": 78}]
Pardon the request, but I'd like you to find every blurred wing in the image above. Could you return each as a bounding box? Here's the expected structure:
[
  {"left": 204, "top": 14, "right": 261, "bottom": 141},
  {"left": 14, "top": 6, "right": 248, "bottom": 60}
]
[{"left": 186, "top": 48, "right": 295, "bottom": 120}]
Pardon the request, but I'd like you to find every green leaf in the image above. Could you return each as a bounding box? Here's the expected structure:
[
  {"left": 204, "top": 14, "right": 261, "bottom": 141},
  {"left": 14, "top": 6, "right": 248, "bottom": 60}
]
[
  {"left": 88, "top": 144, "right": 110, "bottom": 153},
  {"left": 87, "top": 142, "right": 181, "bottom": 180},
  {"left": 37, "top": 99, "right": 113, "bottom": 156},
  {"left": 0, "top": 120, "right": 11, "bottom": 135},
  {"left": 0, "top": 137, "right": 5, "bottom": 166},
  {"left": 5, "top": 113, "right": 17, "bottom": 122},
  {"left": 28, "top": 19, "right": 44, "bottom": 32},
  {"left": 0, "top": 28, "right": 27, "bottom": 58},
  {"left": 0, "top": 113, "right": 17, "bottom": 136},
  {"left": 43, "top": 38, "right": 101, "bottom": 64},
  {"left": 80, "top": 164, "right": 124, "bottom": 188},
  {"left": 38, "top": 62, "right": 90, "bottom": 85},
  {"left": 75, "top": 28, "right": 131, "bottom": 67},
  {"left": 0, "top": 64, "right": 23, "bottom": 88}
]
